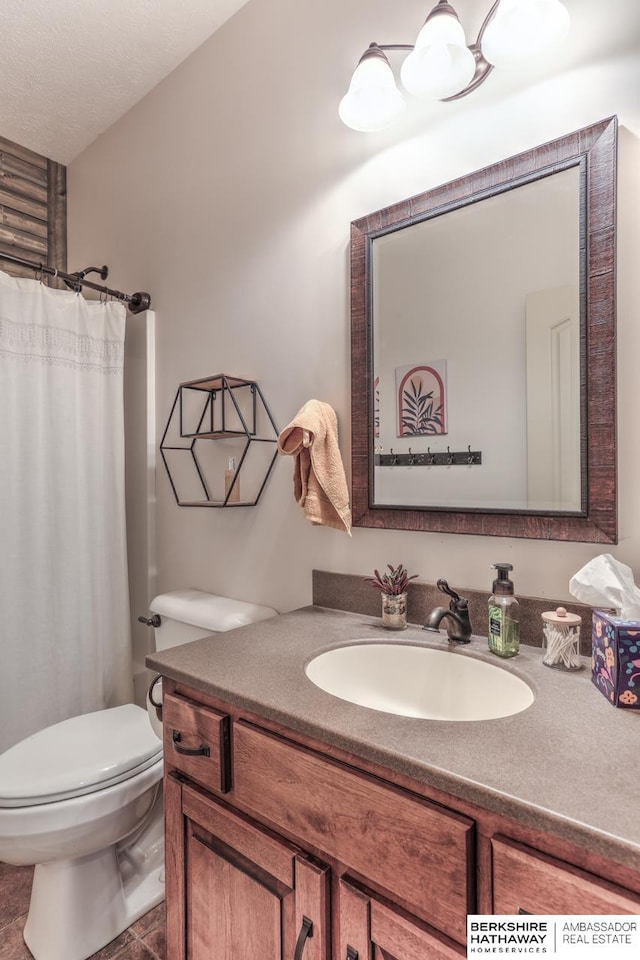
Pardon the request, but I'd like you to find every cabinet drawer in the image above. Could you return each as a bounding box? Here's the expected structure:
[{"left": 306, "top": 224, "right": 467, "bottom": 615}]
[
  {"left": 492, "top": 837, "right": 640, "bottom": 915},
  {"left": 163, "top": 692, "right": 231, "bottom": 794},
  {"left": 233, "top": 721, "right": 474, "bottom": 944}
]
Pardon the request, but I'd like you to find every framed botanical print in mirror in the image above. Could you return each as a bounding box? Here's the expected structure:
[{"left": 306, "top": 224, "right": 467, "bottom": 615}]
[{"left": 350, "top": 117, "right": 617, "bottom": 542}]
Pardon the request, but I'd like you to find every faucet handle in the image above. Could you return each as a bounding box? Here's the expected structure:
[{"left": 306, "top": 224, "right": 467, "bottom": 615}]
[
  {"left": 436, "top": 579, "right": 461, "bottom": 604},
  {"left": 437, "top": 580, "right": 470, "bottom": 617}
]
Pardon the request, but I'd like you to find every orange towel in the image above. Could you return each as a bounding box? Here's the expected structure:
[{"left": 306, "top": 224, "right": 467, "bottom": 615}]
[{"left": 278, "top": 400, "right": 352, "bottom": 535}]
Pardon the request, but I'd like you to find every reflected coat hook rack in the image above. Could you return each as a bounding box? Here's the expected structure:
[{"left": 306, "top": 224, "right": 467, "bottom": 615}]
[{"left": 376, "top": 446, "right": 482, "bottom": 467}]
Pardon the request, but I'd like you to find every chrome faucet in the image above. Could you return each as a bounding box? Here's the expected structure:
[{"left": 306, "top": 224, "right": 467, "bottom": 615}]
[{"left": 423, "top": 579, "right": 472, "bottom": 644}]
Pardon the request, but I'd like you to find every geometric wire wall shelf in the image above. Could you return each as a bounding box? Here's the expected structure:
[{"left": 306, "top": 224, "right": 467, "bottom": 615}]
[{"left": 160, "top": 374, "right": 279, "bottom": 507}]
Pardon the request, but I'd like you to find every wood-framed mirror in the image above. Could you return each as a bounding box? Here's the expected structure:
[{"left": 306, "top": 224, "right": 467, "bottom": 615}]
[{"left": 350, "top": 117, "right": 617, "bottom": 542}]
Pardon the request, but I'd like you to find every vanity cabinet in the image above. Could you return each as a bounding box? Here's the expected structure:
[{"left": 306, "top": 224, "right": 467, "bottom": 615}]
[{"left": 161, "top": 681, "right": 640, "bottom": 959}]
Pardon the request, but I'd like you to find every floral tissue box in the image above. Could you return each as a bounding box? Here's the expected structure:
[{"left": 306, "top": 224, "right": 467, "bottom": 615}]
[{"left": 592, "top": 610, "right": 640, "bottom": 709}]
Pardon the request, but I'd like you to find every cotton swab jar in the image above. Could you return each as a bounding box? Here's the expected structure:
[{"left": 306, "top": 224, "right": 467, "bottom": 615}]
[{"left": 541, "top": 607, "right": 583, "bottom": 671}]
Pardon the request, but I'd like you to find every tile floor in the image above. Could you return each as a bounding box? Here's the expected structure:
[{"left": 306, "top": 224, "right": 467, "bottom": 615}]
[{"left": 0, "top": 861, "right": 165, "bottom": 960}]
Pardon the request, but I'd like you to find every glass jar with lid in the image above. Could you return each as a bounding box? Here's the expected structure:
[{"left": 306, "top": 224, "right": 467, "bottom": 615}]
[{"left": 541, "top": 607, "right": 582, "bottom": 670}]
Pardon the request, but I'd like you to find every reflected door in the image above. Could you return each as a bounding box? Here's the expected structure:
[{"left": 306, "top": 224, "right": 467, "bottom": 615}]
[{"left": 525, "top": 285, "right": 581, "bottom": 511}]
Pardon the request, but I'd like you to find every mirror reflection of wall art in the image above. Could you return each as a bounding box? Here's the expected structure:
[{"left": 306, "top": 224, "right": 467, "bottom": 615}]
[{"left": 396, "top": 361, "right": 447, "bottom": 437}]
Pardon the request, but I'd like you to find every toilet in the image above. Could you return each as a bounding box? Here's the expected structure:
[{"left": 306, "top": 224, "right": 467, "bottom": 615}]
[{"left": 0, "top": 589, "right": 277, "bottom": 960}]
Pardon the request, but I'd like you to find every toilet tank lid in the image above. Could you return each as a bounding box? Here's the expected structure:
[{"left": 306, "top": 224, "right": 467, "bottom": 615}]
[
  {"left": 0, "top": 705, "right": 162, "bottom": 807},
  {"left": 149, "top": 589, "right": 278, "bottom": 632}
]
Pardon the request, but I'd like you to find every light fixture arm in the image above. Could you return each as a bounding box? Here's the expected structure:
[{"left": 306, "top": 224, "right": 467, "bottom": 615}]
[
  {"left": 368, "top": 44, "right": 414, "bottom": 54},
  {"left": 442, "top": 0, "right": 500, "bottom": 99},
  {"left": 441, "top": 44, "right": 493, "bottom": 101}
]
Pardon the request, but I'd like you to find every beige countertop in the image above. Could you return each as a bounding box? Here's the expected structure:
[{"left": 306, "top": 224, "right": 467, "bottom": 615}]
[{"left": 147, "top": 605, "right": 640, "bottom": 872}]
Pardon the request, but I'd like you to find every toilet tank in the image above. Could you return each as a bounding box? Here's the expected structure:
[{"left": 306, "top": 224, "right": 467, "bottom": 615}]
[
  {"left": 149, "top": 588, "right": 278, "bottom": 651},
  {"left": 146, "top": 589, "right": 278, "bottom": 740}
]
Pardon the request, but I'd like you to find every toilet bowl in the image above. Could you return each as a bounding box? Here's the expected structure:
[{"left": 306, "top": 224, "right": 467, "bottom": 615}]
[
  {"left": 0, "top": 704, "right": 164, "bottom": 960},
  {"left": 0, "top": 589, "right": 277, "bottom": 960}
]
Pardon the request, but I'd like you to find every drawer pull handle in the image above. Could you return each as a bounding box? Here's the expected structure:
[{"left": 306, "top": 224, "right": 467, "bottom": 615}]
[
  {"left": 172, "top": 730, "right": 210, "bottom": 757},
  {"left": 293, "top": 916, "right": 313, "bottom": 960},
  {"left": 346, "top": 948, "right": 358, "bottom": 960}
]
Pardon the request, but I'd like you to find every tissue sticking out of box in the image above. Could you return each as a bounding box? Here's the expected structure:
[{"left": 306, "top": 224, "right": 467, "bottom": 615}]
[{"left": 569, "top": 554, "right": 640, "bottom": 619}]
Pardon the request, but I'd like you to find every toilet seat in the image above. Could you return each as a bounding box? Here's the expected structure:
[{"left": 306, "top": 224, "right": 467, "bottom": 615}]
[{"left": 0, "top": 704, "right": 162, "bottom": 808}]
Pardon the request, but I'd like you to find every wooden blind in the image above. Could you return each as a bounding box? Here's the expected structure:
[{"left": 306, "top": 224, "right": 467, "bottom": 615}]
[{"left": 0, "top": 134, "right": 66, "bottom": 278}]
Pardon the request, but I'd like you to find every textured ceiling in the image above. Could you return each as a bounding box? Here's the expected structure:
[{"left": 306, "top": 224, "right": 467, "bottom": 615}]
[{"left": 0, "top": 0, "right": 251, "bottom": 164}]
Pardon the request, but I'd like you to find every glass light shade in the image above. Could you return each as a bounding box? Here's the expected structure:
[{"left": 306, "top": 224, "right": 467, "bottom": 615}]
[
  {"left": 400, "top": 8, "right": 476, "bottom": 99},
  {"left": 481, "top": 0, "right": 570, "bottom": 68},
  {"left": 339, "top": 53, "right": 406, "bottom": 132}
]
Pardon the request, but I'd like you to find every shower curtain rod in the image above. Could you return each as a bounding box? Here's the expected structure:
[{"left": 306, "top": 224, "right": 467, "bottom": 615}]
[{"left": 0, "top": 252, "right": 151, "bottom": 314}]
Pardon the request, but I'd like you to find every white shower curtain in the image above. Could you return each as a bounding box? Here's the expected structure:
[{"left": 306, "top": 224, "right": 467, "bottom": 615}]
[{"left": 0, "top": 270, "right": 133, "bottom": 752}]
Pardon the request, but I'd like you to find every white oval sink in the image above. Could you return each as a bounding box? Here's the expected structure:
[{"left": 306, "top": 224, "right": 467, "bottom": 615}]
[{"left": 305, "top": 642, "right": 534, "bottom": 721}]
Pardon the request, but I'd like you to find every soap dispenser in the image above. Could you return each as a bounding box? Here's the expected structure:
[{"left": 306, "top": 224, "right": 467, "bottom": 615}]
[{"left": 488, "top": 563, "right": 520, "bottom": 658}]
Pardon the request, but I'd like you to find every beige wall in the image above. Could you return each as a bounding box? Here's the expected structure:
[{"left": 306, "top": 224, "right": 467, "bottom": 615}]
[{"left": 67, "top": 0, "right": 640, "bottom": 630}]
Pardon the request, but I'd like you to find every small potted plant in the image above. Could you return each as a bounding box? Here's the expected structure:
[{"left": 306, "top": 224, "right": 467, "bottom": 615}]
[{"left": 365, "top": 564, "right": 418, "bottom": 630}]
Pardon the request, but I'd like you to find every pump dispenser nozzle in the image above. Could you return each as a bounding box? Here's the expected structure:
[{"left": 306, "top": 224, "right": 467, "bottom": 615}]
[{"left": 492, "top": 562, "right": 515, "bottom": 595}]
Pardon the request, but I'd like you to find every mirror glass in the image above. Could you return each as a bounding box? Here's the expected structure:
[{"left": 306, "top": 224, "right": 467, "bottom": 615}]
[
  {"left": 372, "top": 166, "right": 582, "bottom": 512},
  {"left": 351, "top": 117, "right": 617, "bottom": 542}
]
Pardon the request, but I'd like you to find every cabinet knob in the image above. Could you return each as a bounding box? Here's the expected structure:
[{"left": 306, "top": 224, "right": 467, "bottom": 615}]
[{"left": 293, "top": 916, "right": 313, "bottom": 960}]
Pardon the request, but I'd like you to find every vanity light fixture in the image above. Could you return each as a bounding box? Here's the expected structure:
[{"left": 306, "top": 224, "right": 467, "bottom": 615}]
[{"left": 339, "top": 0, "right": 570, "bottom": 131}]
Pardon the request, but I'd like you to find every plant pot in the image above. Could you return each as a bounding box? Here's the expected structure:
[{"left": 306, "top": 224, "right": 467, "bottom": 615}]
[{"left": 381, "top": 592, "right": 407, "bottom": 630}]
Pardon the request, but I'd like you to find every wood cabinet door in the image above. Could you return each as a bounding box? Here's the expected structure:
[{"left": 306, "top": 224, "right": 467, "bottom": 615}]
[
  {"left": 165, "top": 774, "right": 329, "bottom": 960},
  {"left": 492, "top": 837, "right": 640, "bottom": 915},
  {"left": 339, "top": 879, "right": 464, "bottom": 960}
]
